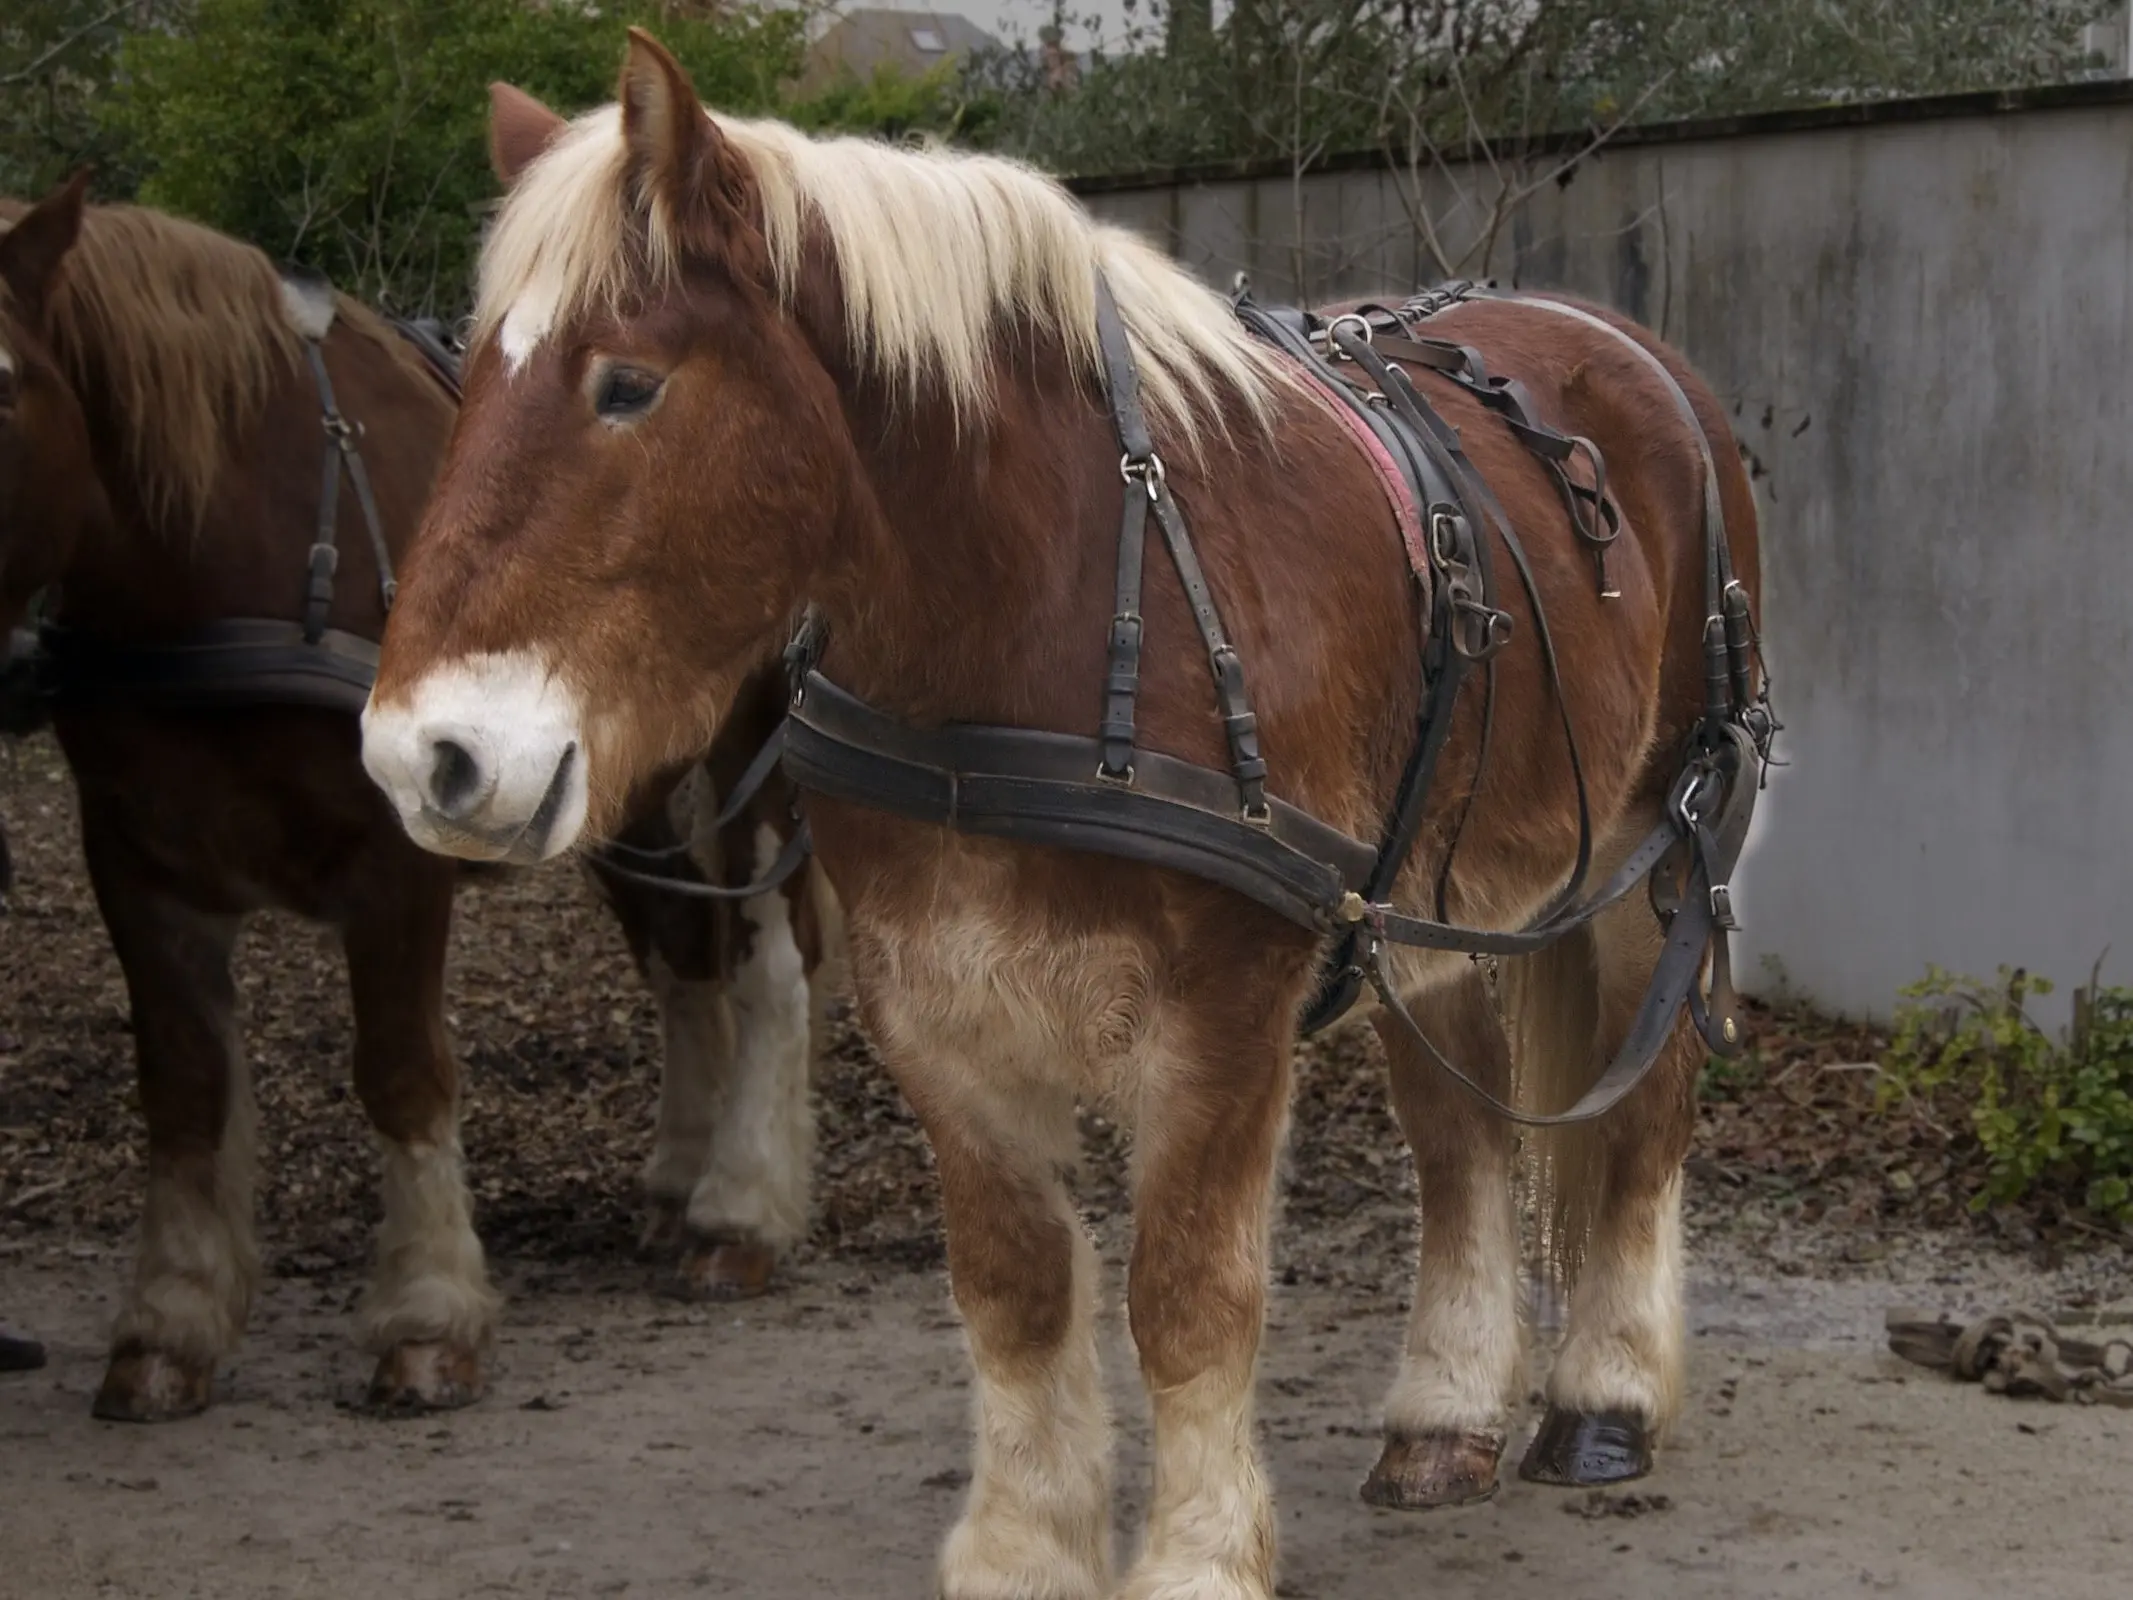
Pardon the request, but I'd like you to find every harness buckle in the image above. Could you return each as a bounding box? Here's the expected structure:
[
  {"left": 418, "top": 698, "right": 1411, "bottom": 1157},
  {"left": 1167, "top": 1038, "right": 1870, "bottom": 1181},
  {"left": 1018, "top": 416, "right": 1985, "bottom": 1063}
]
[
  {"left": 1429, "top": 508, "right": 1468, "bottom": 567},
  {"left": 1709, "top": 883, "right": 1739, "bottom": 932},
  {"left": 1120, "top": 451, "right": 1166, "bottom": 502}
]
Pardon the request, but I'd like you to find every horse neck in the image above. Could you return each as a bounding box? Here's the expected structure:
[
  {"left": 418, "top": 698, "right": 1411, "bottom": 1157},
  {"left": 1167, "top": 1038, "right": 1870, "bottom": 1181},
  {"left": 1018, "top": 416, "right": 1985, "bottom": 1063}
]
[{"left": 817, "top": 353, "right": 1120, "bottom": 727}]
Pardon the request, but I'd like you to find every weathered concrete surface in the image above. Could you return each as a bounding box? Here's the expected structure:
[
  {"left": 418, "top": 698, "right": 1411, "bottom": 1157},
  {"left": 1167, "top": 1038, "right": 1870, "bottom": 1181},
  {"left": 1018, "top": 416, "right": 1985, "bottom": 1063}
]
[
  {"left": 1083, "top": 98, "right": 2133, "bottom": 1021},
  {"left": 5, "top": 1253, "right": 2131, "bottom": 1599}
]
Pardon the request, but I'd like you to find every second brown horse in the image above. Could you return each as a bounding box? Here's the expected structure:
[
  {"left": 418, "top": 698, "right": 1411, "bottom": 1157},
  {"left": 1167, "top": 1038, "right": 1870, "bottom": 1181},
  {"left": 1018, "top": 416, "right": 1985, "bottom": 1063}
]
[{"left": 0, "top": 175, "right": 837, "bottom": 1421}]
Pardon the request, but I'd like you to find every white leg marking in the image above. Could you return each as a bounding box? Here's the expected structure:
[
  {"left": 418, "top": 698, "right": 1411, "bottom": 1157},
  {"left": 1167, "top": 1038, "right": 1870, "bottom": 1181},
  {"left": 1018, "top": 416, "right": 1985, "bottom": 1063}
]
[
  {"left": 682, "top": 824, "right": 813, "bottom": 1247},
  {"left": 1124, "top": 1370, "right": 1274, "bottom": 1600},
  {"left": 942, "top": 1225, "right": 1113, "bottom": 1600},
  {"left": 114, "top": 1046, "right": 258, "bottom": 1365},
  {"left": 1547, "top": 1172, "right": 1685, "bottom": 1425},
  {"left": 1383, "top": 1131, "right": 1523, "bottom": 1436},
  {"left": 360, "top": 1126, "right": 500, "bottom": 1354}
]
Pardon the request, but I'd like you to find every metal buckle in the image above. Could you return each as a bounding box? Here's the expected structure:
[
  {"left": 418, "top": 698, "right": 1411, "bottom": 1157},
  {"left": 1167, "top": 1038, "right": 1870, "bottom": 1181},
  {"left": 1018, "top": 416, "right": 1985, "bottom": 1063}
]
[
  {"left": 1119, "top": 451, "right": 1166, "bottom": 502},
  {"left": 1096, "top": 761, "right": 1136, "bottom": 786},
  {"left": 1709, "top": 883, "right": 1739, "bottom": 931},
  {"left": 1429, "top": 508, "right": 1466, "bottom": 567}
]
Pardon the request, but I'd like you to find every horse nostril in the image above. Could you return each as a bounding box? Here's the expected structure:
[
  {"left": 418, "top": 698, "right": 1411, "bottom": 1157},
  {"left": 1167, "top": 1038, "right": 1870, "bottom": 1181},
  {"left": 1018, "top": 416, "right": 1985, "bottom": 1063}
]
[{"left": 426, "top": 736, "right": 487, "bottom": 820}]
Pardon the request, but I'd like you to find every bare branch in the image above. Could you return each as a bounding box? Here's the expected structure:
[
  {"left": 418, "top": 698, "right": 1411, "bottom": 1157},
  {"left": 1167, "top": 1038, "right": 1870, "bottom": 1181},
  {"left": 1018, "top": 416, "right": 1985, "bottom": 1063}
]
[{"left": 0, "top": 3, "right": 130, "bottom": 91}]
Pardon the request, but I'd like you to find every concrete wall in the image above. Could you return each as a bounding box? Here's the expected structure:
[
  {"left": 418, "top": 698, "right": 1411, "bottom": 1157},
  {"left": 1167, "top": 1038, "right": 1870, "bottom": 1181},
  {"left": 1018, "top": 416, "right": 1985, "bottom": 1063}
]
[{"left": 1077, "top": 92, "right": 2133, "bottom": 1021}]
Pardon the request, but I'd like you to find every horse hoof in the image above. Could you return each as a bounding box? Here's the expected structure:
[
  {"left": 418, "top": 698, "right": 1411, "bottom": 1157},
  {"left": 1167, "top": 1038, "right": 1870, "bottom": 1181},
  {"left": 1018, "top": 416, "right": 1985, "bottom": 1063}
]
[
  {"left": 638, "top": 1198, "right": 687, "bottom": 1256},
  {"left": 93, "top": 1346, "right": 214, "bottom": 1422},
  {"left": 1517, "top": 1406, "right": 1654, "bottom": 1486},
  {"left": 364, "top": 1340, "right": 486, "bottom": 1414},
  {"left": 0, "top": 1327, "right": 46, "bottom": 1373},
  {"left": 667, "top": 1237, "right": 776, "bottom": 1302},
  {"left": 1361, "top": 1428, "right": 1503, "bottom": 1509}
]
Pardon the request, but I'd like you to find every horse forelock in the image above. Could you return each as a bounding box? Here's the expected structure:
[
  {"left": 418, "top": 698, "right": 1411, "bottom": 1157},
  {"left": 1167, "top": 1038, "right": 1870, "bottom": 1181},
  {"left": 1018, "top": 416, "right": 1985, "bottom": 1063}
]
[{"left": 473, "top": 105, "right": 1293, "bottom": 447}]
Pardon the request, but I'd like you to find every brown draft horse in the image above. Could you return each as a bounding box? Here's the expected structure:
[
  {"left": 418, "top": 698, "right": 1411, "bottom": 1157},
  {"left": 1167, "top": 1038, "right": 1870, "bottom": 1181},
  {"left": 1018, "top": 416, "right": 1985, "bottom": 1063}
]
[
  {"left": 0, "top": 177, "right": 834, "bottom": 1421},
  {"left": 362, "top": 34, "right": 1761, "bottom": 1599}
]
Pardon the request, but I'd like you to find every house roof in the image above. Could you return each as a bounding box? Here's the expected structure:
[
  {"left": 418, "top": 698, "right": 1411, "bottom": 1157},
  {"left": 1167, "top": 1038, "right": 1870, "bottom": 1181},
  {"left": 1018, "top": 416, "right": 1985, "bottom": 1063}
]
[{"left": 801, "top": 8, "right": 999, "bottom": 91}]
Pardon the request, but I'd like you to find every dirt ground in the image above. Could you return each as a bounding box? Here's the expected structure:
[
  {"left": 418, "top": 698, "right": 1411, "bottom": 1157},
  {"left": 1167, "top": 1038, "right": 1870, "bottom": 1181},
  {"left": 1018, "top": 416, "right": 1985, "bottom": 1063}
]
[{"left": 5, "top": 729, "right": 2133, "bottom": 1598}]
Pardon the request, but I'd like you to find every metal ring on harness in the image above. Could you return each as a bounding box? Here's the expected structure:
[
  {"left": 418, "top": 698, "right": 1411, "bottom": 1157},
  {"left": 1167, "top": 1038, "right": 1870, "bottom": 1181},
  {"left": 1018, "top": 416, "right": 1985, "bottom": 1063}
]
[
  {"left": 1324, "top": 312, "right": 1372, "bottom": 354},
  {"left": 1120, "top": 450, "right": 1167, "bottom": 500}
]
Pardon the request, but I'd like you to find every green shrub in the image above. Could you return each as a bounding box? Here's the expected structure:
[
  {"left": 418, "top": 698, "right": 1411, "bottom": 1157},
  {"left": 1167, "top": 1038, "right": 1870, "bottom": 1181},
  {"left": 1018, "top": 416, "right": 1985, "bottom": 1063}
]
[
  {"left": 103, "top": 0, "right": 808, "bottom": 316},
  {"left": 1878, "top": 964, "right": 2133, "bottom": 1223}
]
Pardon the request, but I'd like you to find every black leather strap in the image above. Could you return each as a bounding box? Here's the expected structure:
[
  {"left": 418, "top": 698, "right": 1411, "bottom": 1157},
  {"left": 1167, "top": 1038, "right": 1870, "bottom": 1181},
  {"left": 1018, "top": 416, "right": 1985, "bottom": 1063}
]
[
  {"left": 301, "top": 338, "right": 397, "bottom": 640},
  {"left": 1091, "top": 277, "right": 1267, "bottom": 820},
  {"left": 33, "top": 619, "right": 379, "bottom": 716},
  {"left": 591, "top": 722, "right": 794, "bottom": 869},
  {"left": 786, "top": 671, "right": 1372, "bottom": 932},
  {"left": 585, "top": 817, "right": 813, "bottom": 900}
]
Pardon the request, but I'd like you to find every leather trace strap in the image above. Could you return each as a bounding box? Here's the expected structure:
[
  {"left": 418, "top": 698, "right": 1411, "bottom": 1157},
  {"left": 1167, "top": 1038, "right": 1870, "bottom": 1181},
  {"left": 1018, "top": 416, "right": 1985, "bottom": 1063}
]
[
  {"left": 587, "top": 722, "right": 794, "bottom": 868},
  {"left": 582, "top": 719, "right": 821, "bottom": 901},
  {"left": 585, "top": 817, "right": 814, "bottom": 901}
]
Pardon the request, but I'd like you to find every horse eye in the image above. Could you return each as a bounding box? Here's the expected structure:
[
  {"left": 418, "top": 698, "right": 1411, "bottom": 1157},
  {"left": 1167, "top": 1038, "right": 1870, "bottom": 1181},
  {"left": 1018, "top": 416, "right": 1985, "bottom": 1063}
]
[{"left": 594, "top": 365, "right": 664, "bottom": 419}]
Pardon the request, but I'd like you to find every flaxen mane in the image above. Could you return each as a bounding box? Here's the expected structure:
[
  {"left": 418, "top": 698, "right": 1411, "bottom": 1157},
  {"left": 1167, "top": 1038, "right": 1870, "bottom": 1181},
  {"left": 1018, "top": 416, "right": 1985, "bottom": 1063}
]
[
  {"left": 0, "top": 201, "right": 433, "bottom": 532},
  {"left": 476, "top": 107, "right": 1295, "bottom": 442}
]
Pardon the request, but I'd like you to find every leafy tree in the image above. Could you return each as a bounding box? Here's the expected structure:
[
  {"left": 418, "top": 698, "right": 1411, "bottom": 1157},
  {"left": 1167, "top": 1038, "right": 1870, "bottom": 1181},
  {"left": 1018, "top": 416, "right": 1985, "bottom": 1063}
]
[
  {"left": 0, "top": 1, "right": 178, "bottom": 199},
  {"left": 103, "top": 0, "right": 810, "bottom": 315},
  {"left": 787, "top": 60, "right": 1003, "bottom": 144}
]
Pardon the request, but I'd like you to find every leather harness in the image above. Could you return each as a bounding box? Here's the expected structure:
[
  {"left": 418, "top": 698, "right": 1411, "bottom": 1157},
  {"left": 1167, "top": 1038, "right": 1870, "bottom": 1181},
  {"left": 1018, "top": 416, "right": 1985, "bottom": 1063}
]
[{"left": 779, "top": 277, "right": 1778, "bottom": 1125}]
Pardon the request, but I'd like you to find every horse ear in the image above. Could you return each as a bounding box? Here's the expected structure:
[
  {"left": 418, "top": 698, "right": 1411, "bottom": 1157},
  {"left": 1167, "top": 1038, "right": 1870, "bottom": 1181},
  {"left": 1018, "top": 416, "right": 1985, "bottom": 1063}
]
[
  {"left": 619, "top": 27, "right": 721, "bottom": 210},
  {"left": 489, "top": 83, "right": 568, "bottom": 188},
  {"left": 0, "top": 168, "right": 90, "bottom": 315}
]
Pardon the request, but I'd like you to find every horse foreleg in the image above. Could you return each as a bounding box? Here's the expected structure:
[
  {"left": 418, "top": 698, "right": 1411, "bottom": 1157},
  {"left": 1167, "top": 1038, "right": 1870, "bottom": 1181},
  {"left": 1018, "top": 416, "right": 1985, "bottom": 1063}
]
[
  {"left": 1363, "top": 970, "right": 1522, "bottom": 1509},
  {"left": 1119, "top": 1004, "right": 1292, "bottom": 1600},
  {"left": 872, "top": 1014, "right": 1109, "bottom": 1600},
  {"left": 83, "top": 822, "right": 253, "bottom": 1422},
  {"left": 343, "top": 847, "right": 497, "bottom": 1412}
]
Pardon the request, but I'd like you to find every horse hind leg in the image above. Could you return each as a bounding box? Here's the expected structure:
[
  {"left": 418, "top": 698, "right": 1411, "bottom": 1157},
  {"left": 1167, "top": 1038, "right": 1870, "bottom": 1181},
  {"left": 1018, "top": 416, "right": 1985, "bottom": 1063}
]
[
  {"left": 1514, "top": 897, "right": 1696, "bottom": 1487},
  {"left": 1363, "top": 966, "right": 1526, "bottom": 1510},
  {"left": 81, "top": 829, "right": 254, "bottom": 1422},
  {"left": 343, "top": 848, "right": 498, "bottom": 1412},
  {"left": 616, "top": 763, "right": 815, "bottom": 1302}
]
